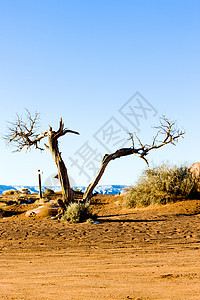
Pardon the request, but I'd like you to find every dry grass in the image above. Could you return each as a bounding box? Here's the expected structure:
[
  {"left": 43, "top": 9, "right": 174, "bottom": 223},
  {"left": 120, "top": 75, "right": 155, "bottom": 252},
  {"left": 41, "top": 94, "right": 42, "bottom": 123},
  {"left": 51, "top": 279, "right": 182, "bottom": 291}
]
[
  {"left": 124, "top": 163, "right": 195, "bottom": 208},
  {"left": 61, "top": 201, "right": 94, "bottom": 223}
]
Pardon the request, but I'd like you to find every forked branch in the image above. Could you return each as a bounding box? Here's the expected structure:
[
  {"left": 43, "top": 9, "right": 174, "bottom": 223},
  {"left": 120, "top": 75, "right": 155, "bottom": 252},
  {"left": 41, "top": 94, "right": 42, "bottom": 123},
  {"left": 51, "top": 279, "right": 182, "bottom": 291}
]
[
  {"left": 5, "top": 112, "right": 79, "bottom": 152},
  {"left": 133, "top": 116, "right": 184, "bottom": 160},
  {"left": 83, "top": 116, "right": 184, "bottom": 201},
  {"left": 5, "top": 110, "right": 80, "bottom": 204},
  {"left": 5, "top": 110, "right": 46, "bottom": 151}
]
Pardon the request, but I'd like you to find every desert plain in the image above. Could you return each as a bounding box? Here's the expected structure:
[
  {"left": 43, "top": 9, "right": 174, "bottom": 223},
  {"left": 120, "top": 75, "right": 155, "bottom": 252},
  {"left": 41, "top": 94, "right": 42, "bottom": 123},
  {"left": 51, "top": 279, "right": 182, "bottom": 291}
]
[{"left": 0, "top": 194, "right": 200, "bottom": 299}]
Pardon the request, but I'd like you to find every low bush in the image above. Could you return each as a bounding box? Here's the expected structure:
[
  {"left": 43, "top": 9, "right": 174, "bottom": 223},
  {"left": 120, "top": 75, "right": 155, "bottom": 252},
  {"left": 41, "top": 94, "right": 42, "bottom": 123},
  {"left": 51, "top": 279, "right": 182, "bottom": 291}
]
[
  {"left": 61, "top": 201, "right": 94, "bottom": 223},
  {"left": 43, "top": 188, "right": 55, "bottom": 196},
  {"left": 3, "top": 189, "right": 20, "bottom": 195},
  {"left": 124, "top": 163, "right": 195, "bottom": 208}
]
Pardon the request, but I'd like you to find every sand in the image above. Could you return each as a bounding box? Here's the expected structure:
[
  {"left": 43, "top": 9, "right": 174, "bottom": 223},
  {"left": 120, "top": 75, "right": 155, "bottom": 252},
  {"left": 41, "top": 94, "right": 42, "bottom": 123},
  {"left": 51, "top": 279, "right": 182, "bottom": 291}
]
[{"left": 0, "top": 195, "right": 200, "bottom": 299}]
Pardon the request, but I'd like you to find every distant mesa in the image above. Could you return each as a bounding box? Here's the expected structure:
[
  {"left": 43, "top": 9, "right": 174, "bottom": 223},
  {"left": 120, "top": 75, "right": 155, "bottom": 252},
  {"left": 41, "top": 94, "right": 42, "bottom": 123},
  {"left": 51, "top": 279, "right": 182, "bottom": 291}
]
[{"left": 0, "top": 185, "right": 128, "bottom": 195}]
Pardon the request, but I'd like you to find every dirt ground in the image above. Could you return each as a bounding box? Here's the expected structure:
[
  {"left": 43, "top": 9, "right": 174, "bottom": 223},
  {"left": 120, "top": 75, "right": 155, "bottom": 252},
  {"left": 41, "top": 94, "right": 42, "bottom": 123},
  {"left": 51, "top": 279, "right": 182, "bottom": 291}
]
[{"left": 1, "top": 194, "right": 200, "bottom": 299}]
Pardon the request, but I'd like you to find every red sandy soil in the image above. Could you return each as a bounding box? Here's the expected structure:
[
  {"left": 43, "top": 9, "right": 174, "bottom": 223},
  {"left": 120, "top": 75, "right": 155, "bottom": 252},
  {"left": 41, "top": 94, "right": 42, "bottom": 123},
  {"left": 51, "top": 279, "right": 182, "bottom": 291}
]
[{"left": 0, "top": 194, "right": 200, "bottom": 299}]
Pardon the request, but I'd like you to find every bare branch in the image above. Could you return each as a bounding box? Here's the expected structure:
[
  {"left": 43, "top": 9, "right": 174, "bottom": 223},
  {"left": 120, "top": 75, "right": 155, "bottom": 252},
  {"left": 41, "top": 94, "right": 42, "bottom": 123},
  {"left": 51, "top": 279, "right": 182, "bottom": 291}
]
[
  {"left": 133, "top": 116, "right": 185, "bottom": 159},
  {"left": 128, "top": 133, "right": 135, "bottom": 149},
  {"left": 5, "top": 110, "right": 47, "bottom": 151},
  {"left": 5, "top": 111, "right": 80, "bottom": 153},
  {"left": 83, "top": 116, "right": 184, "bottom": 201},
  {"left": 134, "top": 132, "right": 145, "bottom": 149},
  {"left": 54, "top": 118, "right": 80, "bottom": 139}
]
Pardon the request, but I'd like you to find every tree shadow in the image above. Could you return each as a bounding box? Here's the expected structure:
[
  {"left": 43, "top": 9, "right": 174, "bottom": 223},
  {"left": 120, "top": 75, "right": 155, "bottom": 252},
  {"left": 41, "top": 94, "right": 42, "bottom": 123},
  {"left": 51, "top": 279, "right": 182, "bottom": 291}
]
[
  {"left": 98, "top": 219, "right": 166, "bottom": 223},
  {"left": 97, "top": 214, "right": 166, "bottom": 223},
  {"left": 97, "top": 213, "right": 133, "bottom": 218},
  {"left": 174, "top": 212, "right": 200, "bottom": 217},
  {"left": 2, "top": 210, "right": 24, "bottom": 218}
]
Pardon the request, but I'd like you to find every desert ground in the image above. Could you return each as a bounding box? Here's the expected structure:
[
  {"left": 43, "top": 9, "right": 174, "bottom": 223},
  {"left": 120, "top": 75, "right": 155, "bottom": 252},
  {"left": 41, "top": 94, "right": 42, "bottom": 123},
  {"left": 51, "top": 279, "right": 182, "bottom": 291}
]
[{"left": 0, "top": 193, "right": 200, "bottom": 299}]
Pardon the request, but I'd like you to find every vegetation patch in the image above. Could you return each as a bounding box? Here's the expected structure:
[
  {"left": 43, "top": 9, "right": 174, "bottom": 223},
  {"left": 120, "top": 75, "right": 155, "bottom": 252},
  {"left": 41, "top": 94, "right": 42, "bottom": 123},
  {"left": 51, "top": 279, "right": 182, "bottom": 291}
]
[
  {"left": 43, "top": 188, "right": 55, "bottom": 197},
  {"left": 3, "top": 189, "right": 20, "bottom": 195},
  {"left": 124, "top": 163, "right": 195, "bottom": 208},
  {"left": 61, "top": 201, "right": 95, "bottom": 223}
]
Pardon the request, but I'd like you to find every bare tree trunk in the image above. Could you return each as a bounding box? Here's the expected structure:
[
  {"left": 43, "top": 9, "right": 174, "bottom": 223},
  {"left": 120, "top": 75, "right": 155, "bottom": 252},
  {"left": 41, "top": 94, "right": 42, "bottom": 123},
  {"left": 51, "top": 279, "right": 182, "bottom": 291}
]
[
  {"left": 6, "top": 112, "right": 184, "bottom": 207},
  {"left": 82, "top": 157, "right": 109, "bottom": 201},
  {"left": 48, "top": 133, "right": 74, "bottom": 204},
  {"left": 83, "top": 148, "right": 134, "bottom": 202}
]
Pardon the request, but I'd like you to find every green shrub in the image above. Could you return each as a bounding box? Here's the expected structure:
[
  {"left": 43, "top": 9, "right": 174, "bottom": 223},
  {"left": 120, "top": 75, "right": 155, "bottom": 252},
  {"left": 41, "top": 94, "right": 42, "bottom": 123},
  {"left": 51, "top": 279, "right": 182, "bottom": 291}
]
[
  {"left": 124, "top": 163, "right": 195, "bottom": 208},
  {"left": 61, "top": 201, "right": 93, "bottom": 223},
  {"left": 43, "top": 188, "right": 55, "bottom": 196}
]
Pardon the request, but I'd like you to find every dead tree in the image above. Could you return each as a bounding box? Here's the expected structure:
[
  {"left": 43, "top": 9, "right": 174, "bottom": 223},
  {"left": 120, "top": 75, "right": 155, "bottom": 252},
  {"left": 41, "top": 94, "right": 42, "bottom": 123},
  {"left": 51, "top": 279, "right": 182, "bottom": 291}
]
[
  {"left": 6, "top": 111, "right": 184, "bottom": 208},
  {"left": 5, "top": 110, "right": 79, "bottom": 204},
  {"left": 82, "top": 116, "right": 184, "bottom": 201}
]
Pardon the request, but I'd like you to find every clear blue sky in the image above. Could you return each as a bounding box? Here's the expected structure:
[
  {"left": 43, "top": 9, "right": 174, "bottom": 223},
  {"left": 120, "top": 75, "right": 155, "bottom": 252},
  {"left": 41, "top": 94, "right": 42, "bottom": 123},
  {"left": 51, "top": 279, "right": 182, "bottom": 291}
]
[{"left": 0, "top": 0, "right": 199, "bottom": 187}]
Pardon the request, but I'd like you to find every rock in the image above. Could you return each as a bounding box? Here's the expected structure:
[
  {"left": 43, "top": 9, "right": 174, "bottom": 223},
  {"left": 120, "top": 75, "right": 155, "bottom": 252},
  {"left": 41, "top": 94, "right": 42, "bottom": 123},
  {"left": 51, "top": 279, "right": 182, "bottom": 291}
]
[
  {"left": 189, "top": 162, "right": 200, "bottom": 192},
  {"left": 25, "top": 205, "right": 59, "bottom": 218},
  {"left": 25, "top": 205, "right": 45, "bottom": 217}
]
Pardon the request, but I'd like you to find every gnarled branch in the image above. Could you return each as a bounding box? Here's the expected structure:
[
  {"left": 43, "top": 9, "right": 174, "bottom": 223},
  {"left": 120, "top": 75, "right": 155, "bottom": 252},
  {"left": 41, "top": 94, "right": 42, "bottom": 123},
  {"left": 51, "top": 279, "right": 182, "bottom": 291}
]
[
  {"left": 6, "top": 110, "right": 80, "bottom": 204},
  {"left": 6, "top": 113, "right": 79, "bottom": 152},
  {"left": 82, "top": 116, "right": 184, "bottom": 201}
]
